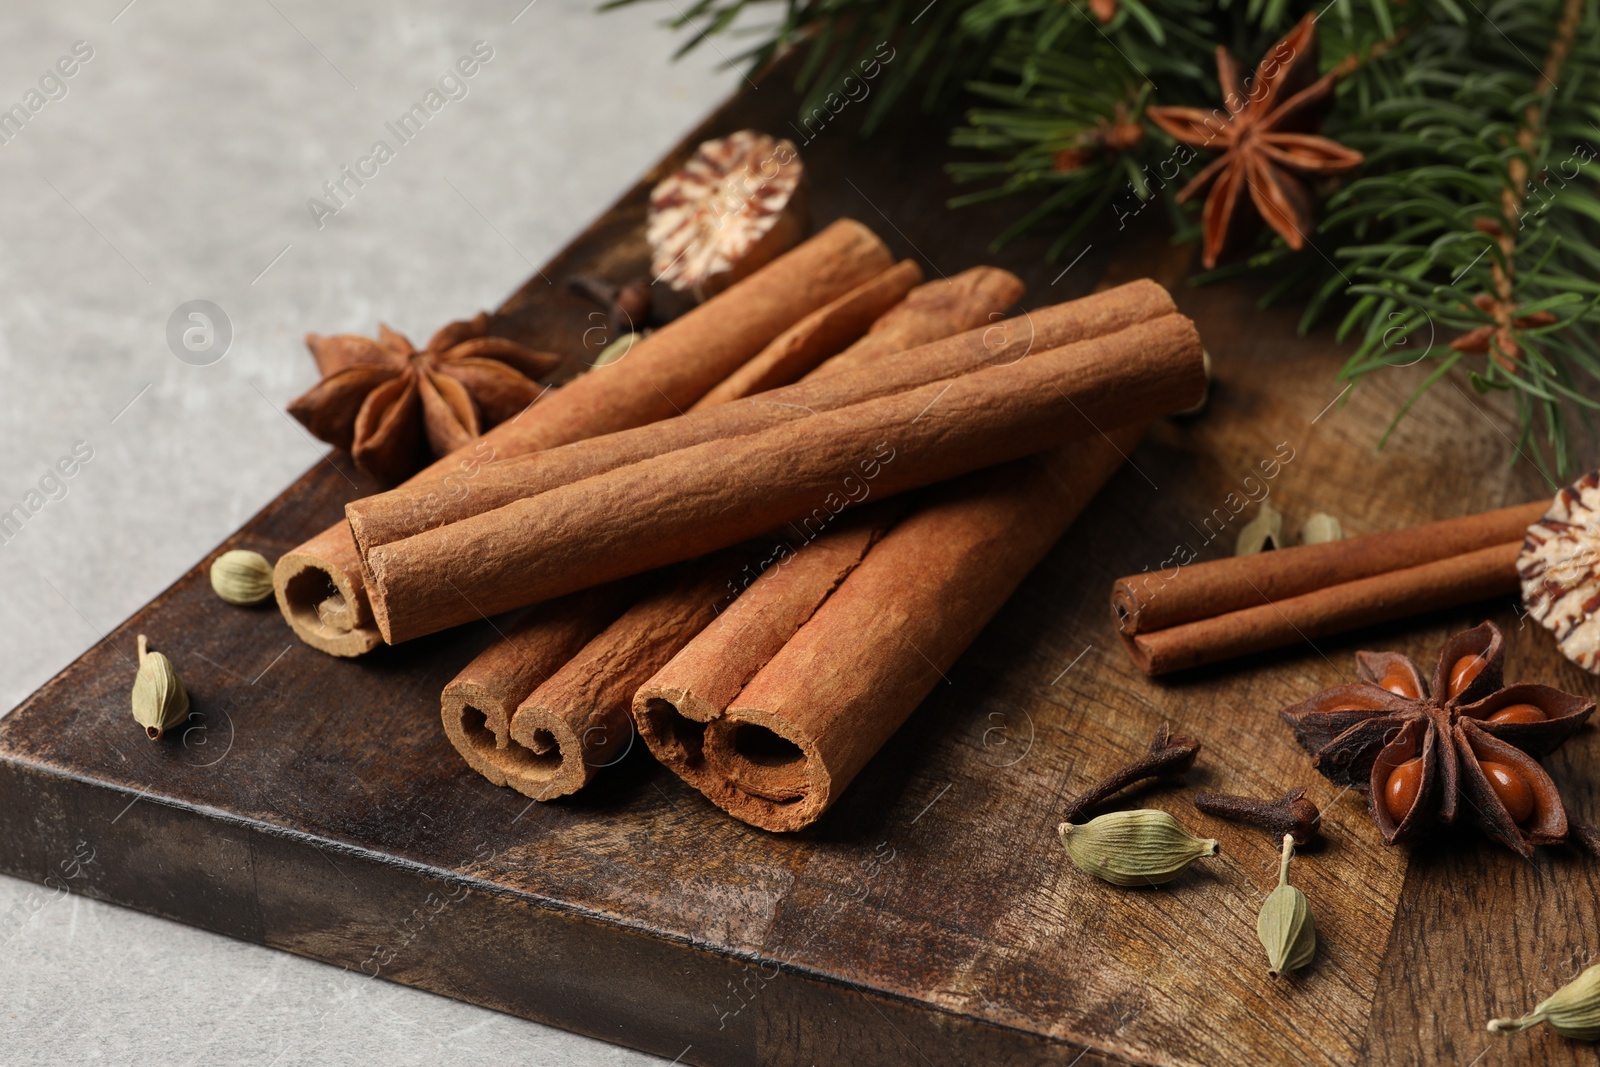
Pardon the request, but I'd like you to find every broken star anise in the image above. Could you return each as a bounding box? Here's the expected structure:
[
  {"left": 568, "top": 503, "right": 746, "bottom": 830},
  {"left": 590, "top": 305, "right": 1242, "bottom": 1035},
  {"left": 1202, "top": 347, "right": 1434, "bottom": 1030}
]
[
  {"left": 1052, "top": 102, "right": 1144, "bottom": 174},
  {"left": 1146, "top": 13, "right": 1363, "bottom": 269},
  {"left": 1449, "top": 291, "right": 1560, "bottom": 368},
  {"left": 1280, "top": 622, "right": 1593, "bottom": 857},
  {"left": 287, "top": 312, "right": 559, "bottom": 484}
]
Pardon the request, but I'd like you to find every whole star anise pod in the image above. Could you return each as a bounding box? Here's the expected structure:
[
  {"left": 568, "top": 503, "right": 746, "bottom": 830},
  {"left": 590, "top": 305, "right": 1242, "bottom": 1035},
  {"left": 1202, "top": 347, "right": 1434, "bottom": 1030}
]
[
  {"left": 1280, "top": 622, "right": 1592, "bottom": 857},
  {"left": 287, "top": 312, "right": 559, "bottom": 483},
  {"left": 1146, "top": 13, "right": 1363, "bottom": 269}
]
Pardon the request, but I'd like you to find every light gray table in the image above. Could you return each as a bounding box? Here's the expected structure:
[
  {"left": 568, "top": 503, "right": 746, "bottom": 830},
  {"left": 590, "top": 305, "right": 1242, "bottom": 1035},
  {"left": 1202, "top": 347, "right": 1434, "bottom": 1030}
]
[{"left": 0, "top": 2, "right": 737, "bottom": 1062}]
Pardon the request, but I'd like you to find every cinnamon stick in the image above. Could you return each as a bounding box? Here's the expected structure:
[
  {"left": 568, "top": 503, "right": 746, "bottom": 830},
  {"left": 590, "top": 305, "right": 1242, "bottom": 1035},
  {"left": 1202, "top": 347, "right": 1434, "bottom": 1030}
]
[
  {"left": 437, "top": 270, "right": 1027, "bottom": 798},
  {"left": 273, "top": 218, "right": 893, "bottom": 657},
  {"left": 440, "top": 586, "right": 629, "bottom": 789},
  {"left": 345, "top": 273, "right": 1152, "bottom": 555},
  {"left": 497, "top": 555, "right": 748, "bottom": 800},
  {"left": 1111, "top": 501, "right": 1544, "bottom": 635},
  {"left": 635, "top": 428, "right": 1144, "bottom": 832},
  {"left": 505, "top": 526, "right": 893, "bottom": 801},
  {"left": 1120, "top": 541, "right": 1524, "bottom": 676},
  {"left": 688, "top": 259, "right": 923, "bottom": 410},
  {"left": 364, "top": 312, "right": 1206, "bottom": 644},
  {"left": 809, "top": 266, "right": 1028, "bottom": 379}
]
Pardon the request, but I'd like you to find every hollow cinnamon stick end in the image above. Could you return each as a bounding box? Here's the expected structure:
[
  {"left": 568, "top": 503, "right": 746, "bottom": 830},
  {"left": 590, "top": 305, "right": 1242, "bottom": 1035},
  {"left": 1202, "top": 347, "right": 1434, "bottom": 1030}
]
[
  {"left": 1109, "top": 578, "right": 1150, "bottom": 636},
  {"left": 699, "top": 710, "right": 833, "bottom": 833},
  {"left": 504, "top": 707, "right": 593, "bottom": 802},
  {"left": 441, "top": 681, "right": 517, "bottom": 789},
  {"left": 1118, "top": 630, "right": 1161, "bottom": 676},
  {"left": 273, "top": 543, "right": 382, "bottom": 658},
  {"left": 363, "top": 552, "right": 406, "bottom": 646},
  {"left": 633, "top": 685, "right": 721, "bottom": 787}
]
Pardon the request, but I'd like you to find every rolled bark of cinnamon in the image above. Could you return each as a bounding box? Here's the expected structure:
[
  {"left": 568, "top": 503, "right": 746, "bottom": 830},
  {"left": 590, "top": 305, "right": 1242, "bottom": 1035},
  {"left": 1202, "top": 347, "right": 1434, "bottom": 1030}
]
[
  {"left": 808, "top": 267, "right": 1028, "bottom": 379},
  {"left": 1120, "top": 541, "right": 1524, "bottom": 676},
  {"left": 440, "top": 586, "right": 630, "bottom": 788},
  {"left": 437, "top": 270, "right": 1027, "bottom": 798},
  {"left": 274, "top": 218, "right": 893, "bottom": 657},
  {"left": 504, "top": 549, "right": 790, "bottom": 800},
  {"left": 365, "top": 313, "right": 1206, "bottom": 644},
  {"left": 346, "top": 272, "right": 1150, "bottom": 555},
  {"left": 1111, "top": 501, "right": 1545, "bottom": 635},
  {"left": 688, "top": 259, "right": 923, "bottom": 410},
  {"left": 635, "top": 428, "right": 1144, "bottom": 832}
]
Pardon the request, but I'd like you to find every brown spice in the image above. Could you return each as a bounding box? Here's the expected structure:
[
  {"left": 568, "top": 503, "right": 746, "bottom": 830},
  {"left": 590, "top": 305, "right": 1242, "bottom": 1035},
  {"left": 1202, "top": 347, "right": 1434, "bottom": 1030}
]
[
  {"left": 567, "top": 275, "right": 652, "bottom": 338},
  {"left": 1280, "top": 621, "right": 1593, "bottom": 856},
  {"left": 439, "top": 586, "right": 630, "bottom": 790},
  {"left": 288, "top": 312, "right": 559, "bottom": 483},
  {"left": 502, "top": 556, "right": 749, "bottom": 800},
  {"left": 636, "top": 429, "right": 1147, "bottom": 832},
  {"left": 437, "top": 268, "right": 1027, "bottom": 801},
  {"left": 1193, "top": 788, "right": 1321, "bottom": 845},
  {"left": 1119, "top": 541, "right": 1526, "bottom": 676},
  {"left": 688, "top": 259, "right": 923, "bottom": 410},
  {"left": 1146, "top": 14, "right": 1363, "bottom": 269},
  {"left": 347, "top": 272, "right": 1143, "bottom": 555},
  {"left": 648, "top": 130, "right": 808, "bottom": 299},
  {"left": 363, "top": 313, "right": 1205, "bottom": 644},
  {"left": 1062, "top": 724, "right": 1201, "bottom": 823},
  {"left": 1111, "top": 501, "right": 1543, "bottom": 637},
  {"left": 273, "top": 218, "right": 894, "bottom": 657}
]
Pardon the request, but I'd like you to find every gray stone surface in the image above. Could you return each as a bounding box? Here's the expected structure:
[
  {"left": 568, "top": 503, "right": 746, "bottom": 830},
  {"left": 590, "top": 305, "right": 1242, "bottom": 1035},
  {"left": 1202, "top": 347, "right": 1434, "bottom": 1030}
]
[{"left": 0, "top": 1, "right": 736, "bottom": 1062}]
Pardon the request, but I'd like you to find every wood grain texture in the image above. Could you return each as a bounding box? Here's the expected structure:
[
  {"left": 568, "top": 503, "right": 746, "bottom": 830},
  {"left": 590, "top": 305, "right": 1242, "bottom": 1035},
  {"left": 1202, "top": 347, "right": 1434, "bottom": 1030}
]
[{"left": 1, "top": 57, "right": 1596, "bottom": 1067}]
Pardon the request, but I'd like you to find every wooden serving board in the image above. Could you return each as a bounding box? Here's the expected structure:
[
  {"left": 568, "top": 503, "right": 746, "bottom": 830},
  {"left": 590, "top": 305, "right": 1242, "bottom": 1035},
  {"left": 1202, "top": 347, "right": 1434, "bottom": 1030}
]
[{"left": 3, "top": 62, "right": 1598, "bottom": 1067}]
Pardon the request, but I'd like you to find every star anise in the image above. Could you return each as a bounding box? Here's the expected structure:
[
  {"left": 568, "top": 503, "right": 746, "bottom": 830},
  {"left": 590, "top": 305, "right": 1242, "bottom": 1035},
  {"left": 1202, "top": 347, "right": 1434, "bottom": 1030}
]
[
  {"left": 1279, "top": 622, "right": 1593, "bottom": 857},
  {"left": 1146, "top": 13, "right": 1363, "bottom": 269},
  {"left": 287, "top": 312, "right": 559, "bottom": 483}
]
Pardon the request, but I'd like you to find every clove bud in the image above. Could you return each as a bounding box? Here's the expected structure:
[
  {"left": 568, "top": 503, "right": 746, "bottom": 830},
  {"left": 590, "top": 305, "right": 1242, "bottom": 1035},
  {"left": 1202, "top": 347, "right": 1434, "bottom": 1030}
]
[
  {"left": 567, "top": 274, "right": 652, "bottom": 337},
  {"left": 1061, "top": 724, "right": 1200, "bottom": 823},
  {"left": 1194, "top": 788, "right": 1321, "bottom": 845}
]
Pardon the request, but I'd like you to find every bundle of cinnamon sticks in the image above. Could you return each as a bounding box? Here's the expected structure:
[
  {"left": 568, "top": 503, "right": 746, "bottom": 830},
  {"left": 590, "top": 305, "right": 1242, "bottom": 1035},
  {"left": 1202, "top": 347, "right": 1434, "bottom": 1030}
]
[
  {"left": 277, "top": 217, "right": 1209, "bottom": 830},
  {"left": 1112, "top": 502, "right": 1545, "bottom": 675}
]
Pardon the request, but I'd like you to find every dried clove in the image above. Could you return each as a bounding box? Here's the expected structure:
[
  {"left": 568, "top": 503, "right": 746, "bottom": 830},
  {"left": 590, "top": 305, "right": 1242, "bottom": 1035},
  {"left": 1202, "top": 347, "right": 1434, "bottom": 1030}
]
[
  {"left": 568, "top": 275, "right": 652, "bottom": 337},
  {"left": 1061, "top": 724, "right": 1200, "bottom": 823},
  {"left": 1193, "top": 788, "right": 1322, "bottom": 845}
]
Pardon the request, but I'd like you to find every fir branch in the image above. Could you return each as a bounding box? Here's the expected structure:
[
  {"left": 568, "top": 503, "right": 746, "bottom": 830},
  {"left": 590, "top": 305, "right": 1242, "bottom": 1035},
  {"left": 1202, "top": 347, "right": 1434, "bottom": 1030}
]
[{"left": 615, "top": 0, "right": 1600, "bottom": 473}]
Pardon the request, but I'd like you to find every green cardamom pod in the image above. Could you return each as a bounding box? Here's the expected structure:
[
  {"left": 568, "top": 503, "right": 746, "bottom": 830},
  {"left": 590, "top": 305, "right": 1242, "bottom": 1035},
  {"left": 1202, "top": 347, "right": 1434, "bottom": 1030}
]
[
  {"left": 131, "top": 634, "right": 189, "bottom": 741},
  {"left": 1257, "top": 834, "right": 1316, "bottom": 976},
  {"left": 209, "top": 549, "right": 275, "bottom": 605},
  {"left": 1489, "top": 962, "right": 1600, "bottom": 1040},
  {"left": 591, "top": 331, "right": 641, "bottom": 368},
  {"left": 1235, "top": 500, "right": 1283, "bottom": 555},
  {"left": 1057, "top": 809, "right": 1217, "bottom": 887},
  {"left": 1300, "top": 512, "right": 1344, "bottom": 545}
]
